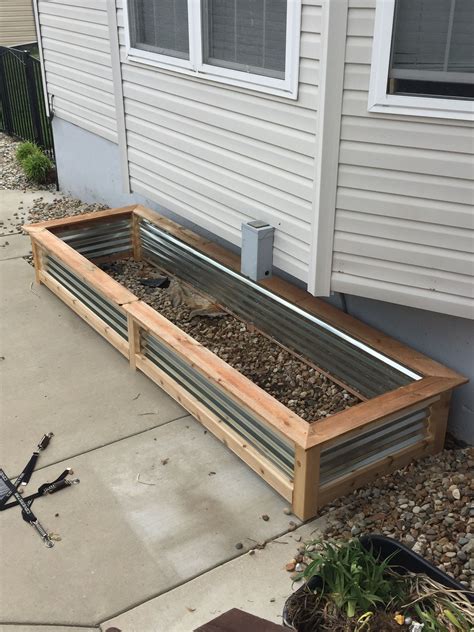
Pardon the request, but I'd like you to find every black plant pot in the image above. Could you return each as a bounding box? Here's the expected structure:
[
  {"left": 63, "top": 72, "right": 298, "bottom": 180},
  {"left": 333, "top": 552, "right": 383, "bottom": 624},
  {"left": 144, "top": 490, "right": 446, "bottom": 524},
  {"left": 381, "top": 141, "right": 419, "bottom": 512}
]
[{"left": 282, "top": 534, "right": 473, "bottom": 630}]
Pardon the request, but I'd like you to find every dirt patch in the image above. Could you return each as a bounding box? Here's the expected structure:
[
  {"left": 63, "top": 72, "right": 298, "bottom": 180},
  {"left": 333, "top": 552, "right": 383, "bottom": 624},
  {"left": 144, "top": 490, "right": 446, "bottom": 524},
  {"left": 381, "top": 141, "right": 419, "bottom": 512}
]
[{"left": 104, "top": 258, "right": 360, "bottom": 422}]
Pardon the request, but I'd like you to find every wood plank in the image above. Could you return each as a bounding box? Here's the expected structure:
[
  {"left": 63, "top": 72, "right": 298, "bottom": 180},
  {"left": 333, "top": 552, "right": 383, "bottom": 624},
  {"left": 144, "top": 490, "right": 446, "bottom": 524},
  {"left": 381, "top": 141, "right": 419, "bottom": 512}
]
[
  {"left": 136, "top": 354, "right": 293, "bottom": 502},
  {"left": 30, "top": 230, "right": 138, "bottom": 306},
  {"left": 131, "top": 212, "right": 142, "bottom": 261},
  {"left": 292, "top": 445, "right": 321, "bottom": 520},
  {"left": 134, "top": 204, "right": 214, "bottom": 252},
  {"left": 306, "top": 377, "right": 454, "bottom": 449},
  {"left": 127, "top": 313, "right": 140, "bottom": 371},
  {"left": 194, "top": 609, "right": 286, "bottom": 632},
  {"left": 23, "top": 205, "right": 136, "bottom": 231},
  {"left": 427, "top": 390, "right": 452, "bottom": 452},
  {"left": 39, "top": 269, "right": 129, "bottom": 358},
  {"left": 125, "top": 300, "right": 309, "bottom": 448},
  {"left": 318, "top": 439, "right": 434, "bottom": 507},
  {"left": 30, "top": 238, "right": 43, "bottom": 284},
  {"left": 318, "top": 396, "right": 438, "bottom": 452}
]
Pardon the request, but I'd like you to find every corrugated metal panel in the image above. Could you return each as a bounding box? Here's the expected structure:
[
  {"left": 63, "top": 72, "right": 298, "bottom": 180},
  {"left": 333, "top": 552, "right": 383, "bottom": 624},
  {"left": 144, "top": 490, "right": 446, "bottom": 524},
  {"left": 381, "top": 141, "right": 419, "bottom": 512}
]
[
  {"left": 0, "top": 0, "right": 36, "bottom": 46},
  {"left": 45, "top": 255, "right": 129, "bottom": 339},
  {"left": 320, "top": 408, "right": 429, "bottom": 485},
  {"left": 330, "top": 5, "right": 474, "bottom": 320},
  {"left": 120, "top": 0, "right": 322, "bottom": 283},
  {"left": 139, "top": 218, "right": 420, "bottom": 398},
  {"left": 56, "top": 216, "right": 132, "bottom": 258},
  {"left": 37, "top": 0, "right": 117, "bottom": 141},
  {"left": 143, "top": 332, "right": 295, "bottom": 478}
]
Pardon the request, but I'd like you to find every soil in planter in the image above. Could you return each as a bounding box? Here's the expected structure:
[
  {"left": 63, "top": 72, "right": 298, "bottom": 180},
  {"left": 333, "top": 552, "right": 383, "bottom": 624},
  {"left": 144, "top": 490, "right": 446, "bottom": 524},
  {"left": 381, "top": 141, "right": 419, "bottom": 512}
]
[
  {"left": 285, "top": 587, "right": 401, "bottom": 632},
  {"left": 103, "top": 258, "right": 360, "bottom": 422}
]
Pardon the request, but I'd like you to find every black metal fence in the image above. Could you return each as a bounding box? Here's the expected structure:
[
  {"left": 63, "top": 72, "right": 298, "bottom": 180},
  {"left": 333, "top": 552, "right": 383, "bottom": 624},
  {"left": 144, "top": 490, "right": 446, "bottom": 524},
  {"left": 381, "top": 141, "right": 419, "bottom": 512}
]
[{"left": 0, "top": 46, "right": 55, "bottom": 160}]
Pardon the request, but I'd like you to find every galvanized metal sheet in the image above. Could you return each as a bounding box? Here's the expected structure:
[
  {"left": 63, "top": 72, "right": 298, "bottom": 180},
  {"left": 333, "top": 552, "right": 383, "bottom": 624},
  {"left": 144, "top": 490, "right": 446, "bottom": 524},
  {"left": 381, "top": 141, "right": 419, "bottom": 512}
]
[
  {"left": 143, "top": 332, "right": 295, "bottom": 477},
  {"left": 319, "top": 408, "right": 429, "bottom": 485},
  {"left": 139, "top": 220, "right": 420, "bottom": 399},
  {"left": 57, "top": 218, "right": 132, "bottom": 259},
  {"left": 45, "top": 255, "right": 129, "bottom": 340}
]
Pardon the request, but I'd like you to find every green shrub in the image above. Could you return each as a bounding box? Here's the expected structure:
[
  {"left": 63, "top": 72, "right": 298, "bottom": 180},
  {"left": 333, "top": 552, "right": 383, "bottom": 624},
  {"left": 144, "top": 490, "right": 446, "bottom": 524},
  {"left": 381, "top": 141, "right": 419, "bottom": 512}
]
[
  {"left": 16, "top": 141, "right": 38, "bottom": 164},
  {"left": 22, "top": 150, "right": 53, "bottom": 184}
]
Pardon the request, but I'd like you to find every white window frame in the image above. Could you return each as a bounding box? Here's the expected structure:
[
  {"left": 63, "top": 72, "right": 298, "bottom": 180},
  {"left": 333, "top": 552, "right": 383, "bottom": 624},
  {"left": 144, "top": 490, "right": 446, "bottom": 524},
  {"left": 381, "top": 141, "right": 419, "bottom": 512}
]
[
  {"left": 123, "top": 0, "right": 302, "bottom": 99},
  {"left": 368, "top": 0, "right": 474, "bottom": 121}
]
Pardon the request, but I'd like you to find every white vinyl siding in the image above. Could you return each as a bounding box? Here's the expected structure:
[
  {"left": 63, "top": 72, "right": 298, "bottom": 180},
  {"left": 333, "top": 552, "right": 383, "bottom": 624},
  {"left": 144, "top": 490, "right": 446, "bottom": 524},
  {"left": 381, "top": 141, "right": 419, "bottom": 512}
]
[
  {"left": 38, "top": 0, "right": 118, "bottom": 142},
  {"left": 0, "top": 0, "right": 37, "bottom": 47},
  {"left": 331, "top": 1, "right": 474, "bottom": 320},
  {"left": 117, "top": 0, "right": 321, "bottom": 280}
]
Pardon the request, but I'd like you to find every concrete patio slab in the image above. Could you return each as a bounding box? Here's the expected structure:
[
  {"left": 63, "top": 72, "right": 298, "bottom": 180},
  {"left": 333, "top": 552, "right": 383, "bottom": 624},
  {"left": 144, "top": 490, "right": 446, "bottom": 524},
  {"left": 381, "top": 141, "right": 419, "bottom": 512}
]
[
  {"left": 0, "top": 232, "right": 31, "bottom": 260},
  {"left": 0, "top": 418, "right": 298, "bottom": 626},
  {"left": 0, "top": 258, "right": 186, "bottom": 474},
  {"left": 101, "top": 518, "right": 327, "bottom": 632}
]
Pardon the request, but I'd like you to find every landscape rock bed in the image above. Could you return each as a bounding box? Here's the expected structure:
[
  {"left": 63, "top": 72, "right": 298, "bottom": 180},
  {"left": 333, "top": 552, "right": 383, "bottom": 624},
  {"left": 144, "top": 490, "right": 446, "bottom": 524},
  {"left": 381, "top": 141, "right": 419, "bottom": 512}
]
[
  {"left": 0, "top": 133, "right": 55, "bottom": 192},
  {"left": 104, "top": 258, "right": 359, "bottom": 421},
  {"left": 311, "top": 445, "right": 474, "bottom": 589}
]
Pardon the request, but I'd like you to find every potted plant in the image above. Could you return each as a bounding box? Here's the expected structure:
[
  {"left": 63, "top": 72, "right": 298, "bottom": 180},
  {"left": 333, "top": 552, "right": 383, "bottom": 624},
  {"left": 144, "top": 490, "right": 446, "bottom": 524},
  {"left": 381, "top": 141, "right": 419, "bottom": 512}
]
[{"left": 283, "top": 536, "right": 473, "bottom": 631}]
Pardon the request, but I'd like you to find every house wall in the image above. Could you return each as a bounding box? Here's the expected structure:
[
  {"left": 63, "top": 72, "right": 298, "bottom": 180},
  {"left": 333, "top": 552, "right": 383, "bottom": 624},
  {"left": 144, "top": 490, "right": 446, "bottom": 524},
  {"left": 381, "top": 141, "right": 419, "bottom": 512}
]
[
  {"left": 36, "top": 0, "right": 118, "bottom": 142},
  {"left": 0, "top": 0, "right": 37, "bottom": 47},
  {"left": 115, "top": 0, "right": 321, "bottom": 281},
  {"left": 329, "top": 0, "right": 474, "bottom": 321}
]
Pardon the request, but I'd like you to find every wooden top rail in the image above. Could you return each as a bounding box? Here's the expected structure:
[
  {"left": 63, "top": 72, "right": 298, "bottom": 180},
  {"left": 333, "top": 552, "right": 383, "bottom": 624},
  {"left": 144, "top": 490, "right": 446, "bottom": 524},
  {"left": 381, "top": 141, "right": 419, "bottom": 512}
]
[
  {"left": 306, "top": 376, "right": 459, "bottom": 449},
  {"left": 125, "top": 300, "right": 310, "bottom": 448},
  {"left": 23, "top": 205, "right": 135, "bottom": 232},
  {"left": 30, "top": 229, "right": 138, "bottom": 306}
]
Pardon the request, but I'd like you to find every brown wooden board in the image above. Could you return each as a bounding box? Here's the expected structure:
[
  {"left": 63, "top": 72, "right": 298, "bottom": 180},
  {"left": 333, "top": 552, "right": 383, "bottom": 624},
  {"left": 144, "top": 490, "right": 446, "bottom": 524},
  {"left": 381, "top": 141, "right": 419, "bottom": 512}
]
[
  {"left": 194, "top": 608, "right": 286, "bottom": 632},
  {"left": 23, "top": 205, "right": 135, "bottom": 232}
]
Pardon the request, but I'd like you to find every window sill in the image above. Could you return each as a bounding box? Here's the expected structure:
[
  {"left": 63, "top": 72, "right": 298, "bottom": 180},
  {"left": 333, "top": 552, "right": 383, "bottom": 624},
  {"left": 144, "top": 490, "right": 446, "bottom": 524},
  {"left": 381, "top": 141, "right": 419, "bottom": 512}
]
[
  {"left": 368, "top": 95, "right": 474, "bottom": 122},
  {"left": 126, "top": 52, "right": 299, "bottom": 101}
]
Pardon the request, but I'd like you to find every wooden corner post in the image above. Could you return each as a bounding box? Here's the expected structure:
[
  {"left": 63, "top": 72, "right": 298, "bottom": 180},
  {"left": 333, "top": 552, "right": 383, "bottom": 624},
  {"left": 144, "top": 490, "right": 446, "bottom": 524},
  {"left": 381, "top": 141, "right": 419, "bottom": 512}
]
[
  {"left": 131, "top": 212, "right": 142, "bottom": 261},
  {"left": 292, "top": 445, "right": 321, "bottom": 521},
  {"left": 127, "top": 313, "right": 141, "bottom": 369},
  {"left": 428, "top": 390, "right": 452, "bottom": 452},
  {"left": 30, "top": 238, "right": 44, "bottom": 284}
]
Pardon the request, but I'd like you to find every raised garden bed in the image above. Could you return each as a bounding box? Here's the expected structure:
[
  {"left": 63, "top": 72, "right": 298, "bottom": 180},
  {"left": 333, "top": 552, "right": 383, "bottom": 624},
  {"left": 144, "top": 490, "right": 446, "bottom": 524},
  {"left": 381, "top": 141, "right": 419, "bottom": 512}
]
[{"left": 24, "top": 205, "right": 467, "bottom": 520}]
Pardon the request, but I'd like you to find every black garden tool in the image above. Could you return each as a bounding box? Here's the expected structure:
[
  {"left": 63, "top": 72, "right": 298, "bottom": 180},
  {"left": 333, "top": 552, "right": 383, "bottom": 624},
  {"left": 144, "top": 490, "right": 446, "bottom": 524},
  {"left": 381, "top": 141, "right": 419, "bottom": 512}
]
[{"left": 0, "top": 433, "right": 80, "bottom": 548}]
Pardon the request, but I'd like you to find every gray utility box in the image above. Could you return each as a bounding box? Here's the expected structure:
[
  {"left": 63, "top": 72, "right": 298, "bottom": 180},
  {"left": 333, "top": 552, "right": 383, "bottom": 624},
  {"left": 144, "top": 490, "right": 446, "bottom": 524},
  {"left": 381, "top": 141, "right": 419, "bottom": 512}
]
[{"left": 241, "top": 220, "right": 274, "bottom": 282}]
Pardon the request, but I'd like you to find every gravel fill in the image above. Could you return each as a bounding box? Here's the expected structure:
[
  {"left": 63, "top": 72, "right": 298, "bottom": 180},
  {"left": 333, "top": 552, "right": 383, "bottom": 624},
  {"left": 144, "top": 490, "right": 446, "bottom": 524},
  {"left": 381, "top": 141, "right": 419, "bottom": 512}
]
[
  {"left": 105, "top": 258, "right": 360, "bottom": 422},
  {"left": 291, "top": 445, "right": 474, "bottom": 589},
  {"left": 0, "top": 132, "right": 56, "bottom": 192},
  {"left": 26, "top": 196, "right": 107, "bottom": 224}
]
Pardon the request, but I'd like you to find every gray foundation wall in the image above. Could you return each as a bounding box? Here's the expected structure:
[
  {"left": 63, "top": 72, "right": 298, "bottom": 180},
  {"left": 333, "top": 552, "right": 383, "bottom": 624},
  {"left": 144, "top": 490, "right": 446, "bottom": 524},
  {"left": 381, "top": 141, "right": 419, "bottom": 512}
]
[{"left": 53, "top": 117, "right": 474, "bottom": 445}]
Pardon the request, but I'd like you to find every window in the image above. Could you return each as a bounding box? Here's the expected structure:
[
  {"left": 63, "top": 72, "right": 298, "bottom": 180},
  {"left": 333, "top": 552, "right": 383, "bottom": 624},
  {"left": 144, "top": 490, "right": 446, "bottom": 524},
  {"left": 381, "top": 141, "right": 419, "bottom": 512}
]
[
  {"left": 124, "top": 0, "right": 301, "bottom": 98},
  {"left": 369, "top": 0, "right": 474, "bottom": 120},
  {"left": 129, "top": 0, "right": 190, "bottom": 60}
]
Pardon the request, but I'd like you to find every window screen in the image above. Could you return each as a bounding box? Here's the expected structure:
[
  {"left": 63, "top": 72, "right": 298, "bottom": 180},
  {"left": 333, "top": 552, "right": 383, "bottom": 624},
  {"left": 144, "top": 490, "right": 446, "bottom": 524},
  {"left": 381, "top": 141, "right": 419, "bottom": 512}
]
[
  {"left": 129, "top": 0, "right": 189, "bottom": 59},
  {"left": 202, "top": 0, "right": 287, "bottom": 79},
  {"left": 389, "top": 0, "right": 474, "bottom": 99}
]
